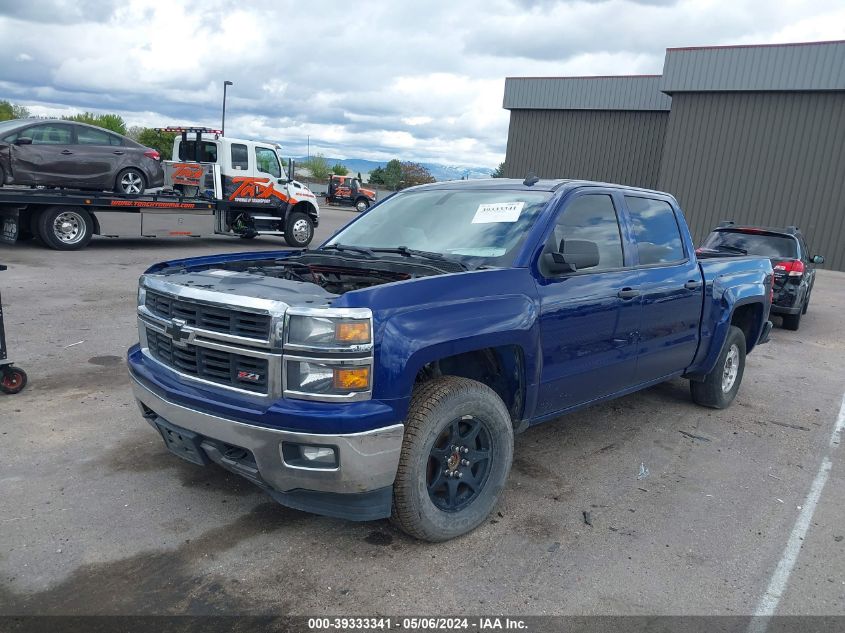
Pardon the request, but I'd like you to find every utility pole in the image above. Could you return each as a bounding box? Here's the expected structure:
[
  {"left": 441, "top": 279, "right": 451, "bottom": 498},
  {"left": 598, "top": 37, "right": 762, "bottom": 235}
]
[
  {"left": 221, "top": 80, "right": 233, "bottom": 135},
  {"left": 307, "top": 135, "right": 310, "bottom": 160}
]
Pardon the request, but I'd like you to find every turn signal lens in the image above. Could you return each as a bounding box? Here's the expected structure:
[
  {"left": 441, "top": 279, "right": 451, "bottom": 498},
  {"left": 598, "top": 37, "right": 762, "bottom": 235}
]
[
  {"left": 335, "top": 321, "right": 370, "bottom": 344},
  {"left": 333, "top": 367, "right": 370, "bottom": 390}
]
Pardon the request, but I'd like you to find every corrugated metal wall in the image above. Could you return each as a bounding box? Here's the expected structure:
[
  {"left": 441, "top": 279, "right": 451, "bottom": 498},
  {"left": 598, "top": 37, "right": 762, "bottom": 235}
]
[
  {"left": 504, "top": 76, "right": 671, "bottom": 111},
  {"left": 661, "top": 42, "right": 845, "bottom": 93},
  {"left": 658, "top": 92, "right": 845, "bottom": 271},
  {"left": 504, "top": 109, "right": 668, "bottom": 188}
]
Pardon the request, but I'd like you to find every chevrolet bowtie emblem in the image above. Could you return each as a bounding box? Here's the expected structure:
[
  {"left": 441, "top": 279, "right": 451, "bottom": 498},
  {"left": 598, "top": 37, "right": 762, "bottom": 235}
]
[{"left": 164, "top": 318, "right": 193, "bottom": 346}]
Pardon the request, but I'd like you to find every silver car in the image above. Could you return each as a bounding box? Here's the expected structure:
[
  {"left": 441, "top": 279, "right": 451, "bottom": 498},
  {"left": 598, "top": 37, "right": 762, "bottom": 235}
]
[{"left": 0, "top": 119, "right": 164, "bottom": 195}]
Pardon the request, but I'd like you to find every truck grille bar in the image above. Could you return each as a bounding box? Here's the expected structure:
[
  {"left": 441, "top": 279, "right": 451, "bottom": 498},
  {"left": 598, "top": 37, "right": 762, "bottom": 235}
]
[
  {"left": 144, "top": 290, "right": 271, "bottom": 341},
  {"left": 145, "top": 327, "right": 270, "bottom": 394}
]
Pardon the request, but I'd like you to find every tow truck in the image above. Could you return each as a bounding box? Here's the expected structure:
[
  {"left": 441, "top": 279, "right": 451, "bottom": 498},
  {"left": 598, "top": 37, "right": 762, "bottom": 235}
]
[
  {"left": 0, "top": 127, "right": 320, "bottom": 251},
  {"left": 325, "top": 175, "right": 377, "bottom": 212}
]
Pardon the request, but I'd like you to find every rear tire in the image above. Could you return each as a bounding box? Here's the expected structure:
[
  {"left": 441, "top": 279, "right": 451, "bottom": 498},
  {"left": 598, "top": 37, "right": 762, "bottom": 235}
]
[
  {"left": 391, "top": 376, "right": 514, "bottom": 542},
  {"left": 690, "top": 325, "right": 746, "bottom": 409},
  {"left": 283, "top": 211, "right": 314, "bottom": 247},
  {"left": 115, "top": 168, "right": 146, "bottom": 195},
  {"left": 781, "top": 311, "right": 801, "bottom": 331},
  {"left": 37, "top": 206, "right": 94, "bottom": 250},
  {"left": 1, "top": 366, "right": 27, "bottom": 394}
]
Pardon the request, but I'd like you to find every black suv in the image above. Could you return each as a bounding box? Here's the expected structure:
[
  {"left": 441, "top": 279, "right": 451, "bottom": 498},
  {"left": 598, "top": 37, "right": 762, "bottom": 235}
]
[{"left": 698, "top": 222, "right": 824, "bottom": 331}]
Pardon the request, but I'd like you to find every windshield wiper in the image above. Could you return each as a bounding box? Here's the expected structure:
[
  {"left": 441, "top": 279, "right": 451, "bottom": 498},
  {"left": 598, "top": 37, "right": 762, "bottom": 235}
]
[
  {"left": 320, "top": 243, "right": 376, "bottom": 257},
  {"left": 713, "top": 244, "right": 748, "bottom": 255},
  {"left": 369, "top": 246, "right": 469, "bottom": 270}
]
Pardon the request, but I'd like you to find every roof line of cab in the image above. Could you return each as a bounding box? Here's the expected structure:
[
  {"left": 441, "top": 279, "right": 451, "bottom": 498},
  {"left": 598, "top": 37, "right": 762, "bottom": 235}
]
[{"left": 409, "top": 177, "right": 678, "bottom": 198}]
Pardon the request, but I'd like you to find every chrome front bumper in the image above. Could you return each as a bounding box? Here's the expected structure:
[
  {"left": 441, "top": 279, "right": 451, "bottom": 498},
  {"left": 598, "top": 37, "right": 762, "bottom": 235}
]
[{"left": 130, "top": 376, "right": 404, "bottom": 497}]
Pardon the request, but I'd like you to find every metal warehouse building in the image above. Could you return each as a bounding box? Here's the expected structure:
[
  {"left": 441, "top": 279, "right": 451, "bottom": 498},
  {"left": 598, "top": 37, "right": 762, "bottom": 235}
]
[{"left": 503, "top": 41, "right": 845, "bottom": 271}]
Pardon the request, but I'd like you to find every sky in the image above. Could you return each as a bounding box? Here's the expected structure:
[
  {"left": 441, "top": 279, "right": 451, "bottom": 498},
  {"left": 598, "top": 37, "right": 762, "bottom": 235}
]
[{"left": 0, "top": 0, "right": 843, "bottom": 168}]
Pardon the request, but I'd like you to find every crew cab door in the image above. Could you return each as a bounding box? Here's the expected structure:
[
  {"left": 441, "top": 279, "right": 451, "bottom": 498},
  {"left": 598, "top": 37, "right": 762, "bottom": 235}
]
[
  {"left": 534, "top": 190, "right": 641, "bottom": 415},
  {"left": 623, "top": 195, "right": 702, "bottom": 381}
]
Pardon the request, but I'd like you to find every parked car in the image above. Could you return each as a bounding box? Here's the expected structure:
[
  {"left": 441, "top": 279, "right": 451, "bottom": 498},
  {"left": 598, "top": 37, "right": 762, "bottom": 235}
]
[
  {"left": 128, "top": 179, "right": 773, "bottom": 541},
  {"left": 0, "top": 119, "right": 164, "bottom": 195},
  {"left": 698, "top": 222, "right": 823, "bottom": 330}
]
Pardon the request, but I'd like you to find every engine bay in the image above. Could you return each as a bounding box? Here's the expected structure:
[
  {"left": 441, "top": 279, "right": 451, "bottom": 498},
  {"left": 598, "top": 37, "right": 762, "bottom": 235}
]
[{"left": 154, "top": 251, "right": 454, "bottom": 298}]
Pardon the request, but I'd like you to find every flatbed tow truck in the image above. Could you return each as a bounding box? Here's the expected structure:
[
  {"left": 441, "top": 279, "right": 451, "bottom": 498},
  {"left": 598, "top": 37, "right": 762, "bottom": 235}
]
[{"left": 0, "top": 127, "right": 320, "bottom": 251}]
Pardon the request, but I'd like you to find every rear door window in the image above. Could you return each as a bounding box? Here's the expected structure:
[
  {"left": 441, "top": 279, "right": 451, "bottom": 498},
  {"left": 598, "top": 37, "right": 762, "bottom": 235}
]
[
  {"left": 625, "top": 196, "right": 685, "bottom": 265},
  {"left": 231, "top": 144, "right": 249, "bottom": 170},
  {"left": 75, "top": 126, "right": 114, "bottom": 145}
]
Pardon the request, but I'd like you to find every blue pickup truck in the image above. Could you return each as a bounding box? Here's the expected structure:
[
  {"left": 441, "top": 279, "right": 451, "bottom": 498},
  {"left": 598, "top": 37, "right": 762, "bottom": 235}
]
[{"left": 128, "top": 179, "right": 773, "bottom": 541}]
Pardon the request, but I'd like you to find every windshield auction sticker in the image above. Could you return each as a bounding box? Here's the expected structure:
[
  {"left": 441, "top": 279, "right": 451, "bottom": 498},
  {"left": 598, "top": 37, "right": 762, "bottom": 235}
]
[{"left": 471, "top": 201, "right": 525, "bottom": 224}]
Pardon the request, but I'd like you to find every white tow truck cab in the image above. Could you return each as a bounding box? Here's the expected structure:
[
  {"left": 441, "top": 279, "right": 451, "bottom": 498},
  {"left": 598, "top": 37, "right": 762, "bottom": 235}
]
[{"left": 161, "top": 127, "right": 320, "bottom": 246}]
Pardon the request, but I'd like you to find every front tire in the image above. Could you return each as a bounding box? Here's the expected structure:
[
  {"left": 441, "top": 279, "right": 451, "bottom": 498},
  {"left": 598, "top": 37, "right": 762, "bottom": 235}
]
[
  {"left": 391, "top": 376, "right": 514, "bottom": 542},
  {"left": 355, "top": 197, "right": 370, "bottom": 212},
  {"left": 115, "top": 168, "right": 146, "bottom": 195},
  {"left": 283, "top": 211, "right": 314, "bottom": 247},
  {"left": 690, "top": 325, "right": 746, "bottom": 409},
  {"left": 37, "top": 206, "right": 94, "bottom": 250}
]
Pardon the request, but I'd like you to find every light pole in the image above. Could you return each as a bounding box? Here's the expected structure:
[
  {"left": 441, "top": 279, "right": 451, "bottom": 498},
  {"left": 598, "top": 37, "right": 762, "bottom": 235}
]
[{"left": 221, "top": 80, "right": 233, "bottom": 135}]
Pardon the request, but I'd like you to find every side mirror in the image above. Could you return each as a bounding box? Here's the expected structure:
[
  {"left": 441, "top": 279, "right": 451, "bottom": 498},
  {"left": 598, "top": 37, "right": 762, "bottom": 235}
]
[
  {"left": 287, "top": 158, "right": 295, "bottom": 182},
  {"left": 544, "top": 239, "right": 600, "bottom": 274},
  {"left": 812, "top": 255, "right": 824, "bottom": 264},
  {"left": 14, "top": 137, "right": 32, "bottom": 146}
]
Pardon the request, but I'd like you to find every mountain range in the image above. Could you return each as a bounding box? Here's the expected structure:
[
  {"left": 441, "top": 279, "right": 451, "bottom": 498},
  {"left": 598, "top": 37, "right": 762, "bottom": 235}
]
[{"left": 293, "top": 157, "right": 494, "bottom": 181}]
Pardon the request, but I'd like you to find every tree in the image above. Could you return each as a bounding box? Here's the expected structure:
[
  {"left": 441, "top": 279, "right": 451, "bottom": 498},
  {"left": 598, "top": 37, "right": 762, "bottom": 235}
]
[
  {"left": 368, "top": 166, "right": 385, "bottom": 185},
  {"left": 382, "top": 159, "right": 403, "bottom": 190},
  {"left": 491, "top": 161, "right": 506, "bottom": 178},
  {"left": 62, "top": 112, "right": 127, "bottom": 135},
  {"left": 400, "top": 161, "right": 435, "bottom": 188},
  {"left": 0, "top": 100, "right": 30, "bottom": 121},
  {"left": 136, "top": 128, "right": 178, "bottom": 160},
  {"left": 302, "top": 154, "right": 331, "bottom": 180},
  {"left": 331, "top": 162, "right": 349, "bottom": 176}
]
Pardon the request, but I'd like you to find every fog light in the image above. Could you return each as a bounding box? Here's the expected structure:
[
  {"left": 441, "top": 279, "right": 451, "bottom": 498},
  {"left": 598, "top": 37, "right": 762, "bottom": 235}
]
[
  {"left": 281, "top": 442, "right": 338, "bottom": 469},
  {"left": 302, "top": 446, "right": 336, "bottom": 463}
]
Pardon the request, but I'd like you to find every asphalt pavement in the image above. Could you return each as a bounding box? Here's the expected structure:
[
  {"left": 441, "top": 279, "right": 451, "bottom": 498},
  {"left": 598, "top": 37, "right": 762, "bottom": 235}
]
[{"left": 1, "top": 209, "right": 843, "bottom": 616}]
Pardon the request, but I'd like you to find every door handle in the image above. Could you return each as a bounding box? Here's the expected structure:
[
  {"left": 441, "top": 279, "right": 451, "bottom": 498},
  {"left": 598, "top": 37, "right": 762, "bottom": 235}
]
[
  {"left": 113, "top": 151, "right": 125, "bottom": 155},
  {"left": 60, "top": 150, "right": 73, "bottom": 155},
  {"left": 617, "top": 288, "right": 641, "bottom": 300},
  {"left": 684, "top": 280, "right": 702, "bottom": 290}
]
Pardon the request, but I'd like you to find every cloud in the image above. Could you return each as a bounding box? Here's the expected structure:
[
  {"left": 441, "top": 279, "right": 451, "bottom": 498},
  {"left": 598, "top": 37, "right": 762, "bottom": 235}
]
[{"left": 0, "top": 0, "right": 843, "bottom": 168}]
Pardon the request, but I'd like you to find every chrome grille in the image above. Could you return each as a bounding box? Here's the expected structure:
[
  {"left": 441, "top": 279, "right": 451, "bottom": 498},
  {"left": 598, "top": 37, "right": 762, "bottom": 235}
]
[
  {"left": 146, "top": 327, "right": 269, "bottom": 394},
  {"left": 144, "top": 290, "right": 271, "bottom": 340}
]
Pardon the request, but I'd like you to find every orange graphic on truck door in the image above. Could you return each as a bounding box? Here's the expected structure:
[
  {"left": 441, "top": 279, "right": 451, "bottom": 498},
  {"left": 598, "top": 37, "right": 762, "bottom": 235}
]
[{"left": 229, "top": 177, "right": 296, "bottom": 204}]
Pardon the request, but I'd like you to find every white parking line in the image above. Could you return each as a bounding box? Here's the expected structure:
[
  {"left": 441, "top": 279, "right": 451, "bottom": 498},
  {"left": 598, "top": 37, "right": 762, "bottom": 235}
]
[{"left": 749, "top": 391, "right": 845, "bottom": 632}]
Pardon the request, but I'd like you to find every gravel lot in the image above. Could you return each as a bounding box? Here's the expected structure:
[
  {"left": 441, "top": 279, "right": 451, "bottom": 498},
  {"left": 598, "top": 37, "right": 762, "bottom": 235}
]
[{"left": 1, "top": 208, "right": 844, "bottom": 616}]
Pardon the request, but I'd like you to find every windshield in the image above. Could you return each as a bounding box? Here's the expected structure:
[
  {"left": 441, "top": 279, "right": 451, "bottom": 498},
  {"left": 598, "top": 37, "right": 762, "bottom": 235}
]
[
  {"left": 326, "top": 189, "right": 553, "bottom": 267},
  {"left": 702, "top": 230, "right": 797, "bottom": 259}
]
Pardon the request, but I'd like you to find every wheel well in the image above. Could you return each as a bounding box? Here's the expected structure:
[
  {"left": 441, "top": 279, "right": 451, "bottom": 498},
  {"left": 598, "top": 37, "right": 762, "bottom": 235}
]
[
  {"left": 293, "top": 201, "right": 318, "bottom": 222},
  {"left": 731, "top": 303, "right": 762, "bottom": 352},
  {"left": 415, "top": 345, "right": 525, "bottom": 427}
]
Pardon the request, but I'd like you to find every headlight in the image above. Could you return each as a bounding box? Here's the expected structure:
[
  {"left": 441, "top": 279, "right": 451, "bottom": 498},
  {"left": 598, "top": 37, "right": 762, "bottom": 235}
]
[
  {"left": 138, "top": 285, "right": 147, "bottom": 307},
  {"left": 283, "top": 308, "right": 374, "bottom": 402},
  {"left": 285, "top": 309, "right": 372, "bottom": 351},
  {"left": 284, "top": 358, "right": 372, "bottom": 401}
]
